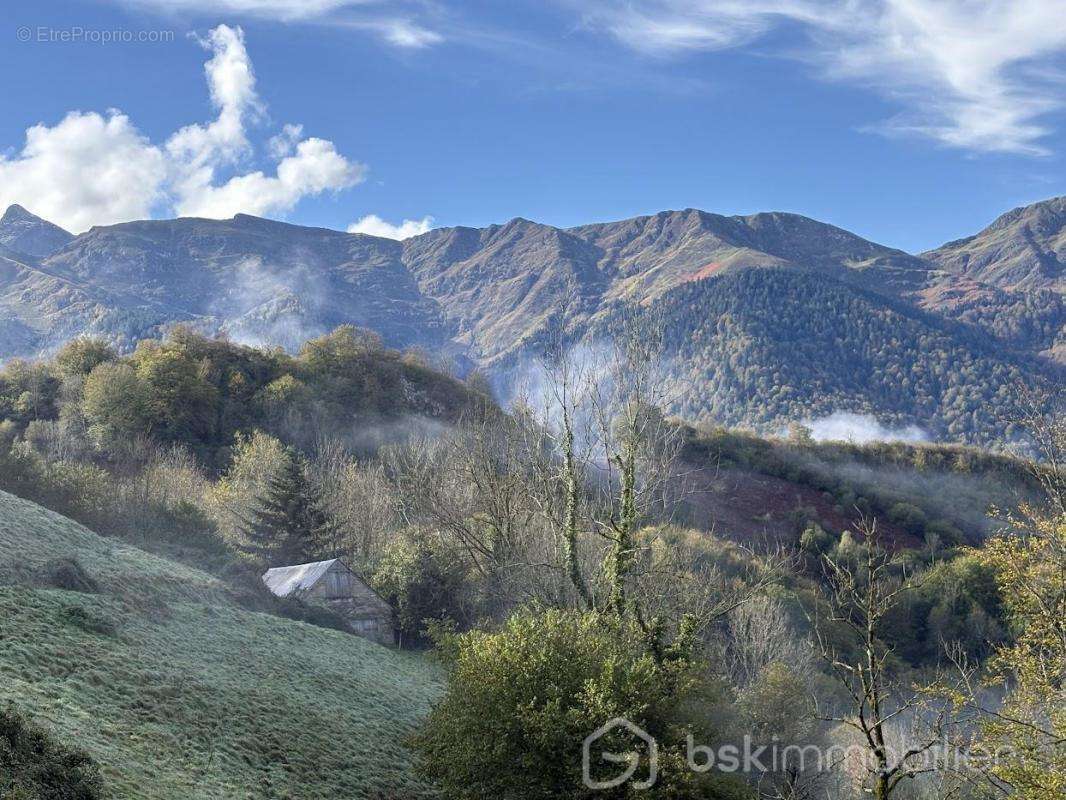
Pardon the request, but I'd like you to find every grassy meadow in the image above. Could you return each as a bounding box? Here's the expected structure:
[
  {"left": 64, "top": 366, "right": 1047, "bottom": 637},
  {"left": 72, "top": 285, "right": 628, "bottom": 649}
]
[{"left": 0, "top": 490, "right": 441, "bottom": 799}]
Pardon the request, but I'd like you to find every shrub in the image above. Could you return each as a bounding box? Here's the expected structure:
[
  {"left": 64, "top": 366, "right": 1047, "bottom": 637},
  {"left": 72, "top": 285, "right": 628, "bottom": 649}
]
[
  {"left": 888, "top": 502, "right": 927, "bottom": 536},
  {"left": 0, "top": 703, "right": 103, "bottom": 799},
  {"left": 60, "top": 605, "right": 118, "bottom": 637},
  {"left": 789, "top": 506, "right": 818, "bottom": 535},
  {"left": 37, "top": 558, "right": 99, "bottom": 593},
  {"left": 412, "top": 609, "right": 746, "bottom": 799},
  {"left": 799, "top": 522, "right": 833, "bottom": 555},
  {"left": 924, "top": 519, "right": 964, "bottom": 548}
]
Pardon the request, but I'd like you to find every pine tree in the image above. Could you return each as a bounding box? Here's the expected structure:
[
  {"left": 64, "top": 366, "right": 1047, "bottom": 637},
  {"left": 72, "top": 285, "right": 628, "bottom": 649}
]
[{"left": 240, "top": 450, "right": 336, "bottom": 566}]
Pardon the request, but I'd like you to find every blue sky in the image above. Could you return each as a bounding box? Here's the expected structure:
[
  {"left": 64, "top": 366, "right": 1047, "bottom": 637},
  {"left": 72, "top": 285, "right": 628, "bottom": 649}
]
[{"left": 2, "top": 0, "right": 1064, "bottom": 251}]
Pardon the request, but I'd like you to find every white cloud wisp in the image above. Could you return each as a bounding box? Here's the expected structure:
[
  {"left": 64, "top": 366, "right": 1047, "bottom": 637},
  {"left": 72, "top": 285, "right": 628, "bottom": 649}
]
[
  {"left": 579, "top": 0, "right": 1066, "bottom": 155},
  {"left": 122, "top": 0, "right": 444, "bottom": 48}
]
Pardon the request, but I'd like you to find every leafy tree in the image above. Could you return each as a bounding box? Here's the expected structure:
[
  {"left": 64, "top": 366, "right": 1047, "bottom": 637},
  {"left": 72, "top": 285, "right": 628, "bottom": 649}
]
[
  {"left": 412, "top": 608, "right": 747, "bottom": 800},
  {"left": 967, "top": 506, "right": 1065, "bottom": 799},
  {"left": 371, "top": 534, "right": 469, "bottom": 647},
  {"left": 131, "top": 342, "right": 217, "bottom": 444},
  {"left": 240, "top": 449, "right": 335, "bottom": 566},
  {"left": 0, "top": 359, "right": 58, "bottom": 423},
  {"left": 299, "top": 324, "right": 383, "bottom": 370},
  {"left": 81, "top": 362, "right": 149, "bottom": 447},
  {"left": 54, "top": 338, "right": 116, "bottom": 377},
  {"left": 208, "top": 430, "right": 290, "bottom": 543}
]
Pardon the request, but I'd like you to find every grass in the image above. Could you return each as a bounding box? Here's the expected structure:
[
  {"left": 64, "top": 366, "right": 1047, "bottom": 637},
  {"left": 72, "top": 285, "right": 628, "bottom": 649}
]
[{"left": 0, "top": 489, "right": 442, "bottom": 799}]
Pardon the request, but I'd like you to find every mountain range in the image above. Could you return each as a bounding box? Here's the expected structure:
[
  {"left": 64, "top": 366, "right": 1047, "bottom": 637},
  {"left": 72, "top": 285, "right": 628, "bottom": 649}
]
[{"left": 1, "top": 197, "right": 1062, "bottom": 445}]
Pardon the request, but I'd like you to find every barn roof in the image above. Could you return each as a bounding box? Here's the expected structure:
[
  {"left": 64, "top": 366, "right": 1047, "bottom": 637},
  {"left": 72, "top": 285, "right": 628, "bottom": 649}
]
[{"left": 262, "top": 558, "right": 343, "bottom": 598}]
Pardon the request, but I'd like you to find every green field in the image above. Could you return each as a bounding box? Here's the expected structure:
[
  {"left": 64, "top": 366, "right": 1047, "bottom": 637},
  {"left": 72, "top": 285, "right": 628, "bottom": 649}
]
[{"left": 0, "top": 490, "right": 441, "bottom": 799}]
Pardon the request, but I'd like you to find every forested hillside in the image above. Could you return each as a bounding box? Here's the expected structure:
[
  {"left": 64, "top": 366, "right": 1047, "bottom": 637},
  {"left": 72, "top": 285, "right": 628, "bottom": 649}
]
[
  {"left": 636, "top": 269, "right": 1053, "bottom": 444},
  {"left": 0, "top": 320, "right": 1059, "bottom": 800},
  {"left": 0, "top": 325, "right": 488, "bottom": 469}
]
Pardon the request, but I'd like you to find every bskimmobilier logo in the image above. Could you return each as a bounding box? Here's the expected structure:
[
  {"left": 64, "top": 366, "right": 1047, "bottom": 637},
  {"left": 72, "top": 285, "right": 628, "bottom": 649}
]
[{"left": 582, "top": 717, "right": 658, "bottom": 790}]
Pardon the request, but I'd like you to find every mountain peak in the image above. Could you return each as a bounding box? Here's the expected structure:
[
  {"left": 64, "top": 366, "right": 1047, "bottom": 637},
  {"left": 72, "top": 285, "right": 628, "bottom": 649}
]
[
  {"left": 984, "top": 195, "right": 1066, "bottom": 233},
  {"left": 0, "top": 204, "right": 74, "bottom": 258},
  {"left": 2, "top": 204, "right": 37, "bottom": 224},
  {"left": 924, "top": 195, "right": 1065, "bottom": 294}
]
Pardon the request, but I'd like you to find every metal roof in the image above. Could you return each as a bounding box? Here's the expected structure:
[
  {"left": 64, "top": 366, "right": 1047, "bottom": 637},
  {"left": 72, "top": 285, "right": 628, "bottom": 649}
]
[{"left": 262, "top": 558, "right": 342, "bottom": 598}]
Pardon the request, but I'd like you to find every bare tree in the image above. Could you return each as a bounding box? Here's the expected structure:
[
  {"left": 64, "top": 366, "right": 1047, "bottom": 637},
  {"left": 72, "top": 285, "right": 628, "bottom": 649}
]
[
  {"left": 517, "top": 307, "right": 777, "bottom": 660},
  {"left": 725, "top": 595, "right": 813, "bottom": 691},
  {"left": 811, "top": 518, "right": 955, "bottom": 799},
  {"left": 385, "top": 412, "right": 552, "bottom": 613},
  {"left": 309, "top": 434, "right": 400, "bottom": 569}
]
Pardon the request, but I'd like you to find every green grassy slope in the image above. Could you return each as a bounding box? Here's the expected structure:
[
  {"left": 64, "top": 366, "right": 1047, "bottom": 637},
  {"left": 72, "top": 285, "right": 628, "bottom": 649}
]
[{"left": 0, "top": 490, "right": 440, "bottom": 799}]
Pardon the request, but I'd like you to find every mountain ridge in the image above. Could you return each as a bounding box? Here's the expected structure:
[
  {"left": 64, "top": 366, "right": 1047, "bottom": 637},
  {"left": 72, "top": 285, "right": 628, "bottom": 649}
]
[{"left": 0, "top": 198, "right": 1062, "bottom": 446}]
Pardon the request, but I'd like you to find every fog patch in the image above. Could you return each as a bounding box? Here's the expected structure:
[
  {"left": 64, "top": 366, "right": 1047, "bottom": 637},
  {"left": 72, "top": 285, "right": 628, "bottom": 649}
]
[
  {"left": 211, "top": 255, "right": 330, "bottom": 351},
  {"left": 503, "top": 340, "right": 615, "bottom": 415},
  {"left": 802, "top": 412, "right": 930, "bottom": 444}
]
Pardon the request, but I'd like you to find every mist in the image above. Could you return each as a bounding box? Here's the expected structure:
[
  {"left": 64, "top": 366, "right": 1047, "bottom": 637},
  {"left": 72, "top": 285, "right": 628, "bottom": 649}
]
[
  {"left": 212, "top": 255, "right": 331, "bottom": 351},
  {"left": 802, "top": 412, "right": 930, "bottom": 444}
]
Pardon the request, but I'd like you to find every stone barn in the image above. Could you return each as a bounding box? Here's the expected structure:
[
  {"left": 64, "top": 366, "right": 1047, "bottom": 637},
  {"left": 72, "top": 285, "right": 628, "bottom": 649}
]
[{"left": 262, "top": 558, "right": 394, "bottom": 646}]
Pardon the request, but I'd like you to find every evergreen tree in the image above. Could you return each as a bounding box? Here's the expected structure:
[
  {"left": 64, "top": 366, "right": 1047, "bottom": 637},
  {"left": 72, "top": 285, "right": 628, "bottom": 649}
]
[{"left": 240, "top": 450, "right": 336, "bottom": 566}]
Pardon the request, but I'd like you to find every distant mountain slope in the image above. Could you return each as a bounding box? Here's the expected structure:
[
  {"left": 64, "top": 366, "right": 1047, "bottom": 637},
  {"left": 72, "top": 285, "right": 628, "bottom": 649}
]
[
  {"left": 0, "top": 489, "right": 440, "bottom": 799},
  {"left": 569, "top": 208, "right": 932, "bottom": 303},
  {"left": 401, "top": 208, "right": 937, "bottom": 364},
  {"left": 402, "top": 218, "right": 608, "bottom": 362},
  {"left": 0, "top": 244, "right": 185, "bottom": 356},
  {"left": 37, "top": 214, "right": 451, "bottom": 353},
  {"left": 632, "top": 268, "right": 1048, "bottom": 445},
  {"left": 0, "top": 205, "right": 73, "bottom": 258},
  {"left": 924, "top": 196, "right": 1066, "bottom": 294}
]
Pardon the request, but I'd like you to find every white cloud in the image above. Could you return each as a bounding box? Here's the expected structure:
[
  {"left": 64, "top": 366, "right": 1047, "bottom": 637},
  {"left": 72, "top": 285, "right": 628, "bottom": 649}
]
[
  {"left": 166, "top": 25, "right": 263, "bottom": 204},
  {"left": 180, "top": 138, "right": 365, "bottom": 218},
  {"left": 348, "top": 214, "right": 435, "bottom": 239},
  {"left": 268, "top": 123, "right": 304, "bottom": 158},
  {"left": 168, "top": 26, "right": 365, "bottom": 218},
  {"left": 578, "top": 0, "right": 1066, "bottom": 155},
  {"left": 0, "top": 24, "right": 364, "bottom": 232},
  {"left": 0, "top": 111, "right": 166, "bottom": 232}
]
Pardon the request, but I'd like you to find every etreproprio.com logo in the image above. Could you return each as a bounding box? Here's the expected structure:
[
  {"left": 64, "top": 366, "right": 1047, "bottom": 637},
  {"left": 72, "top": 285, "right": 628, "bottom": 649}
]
[{"left": 16, "top": 26, "right": 175, "bottom": 44}]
